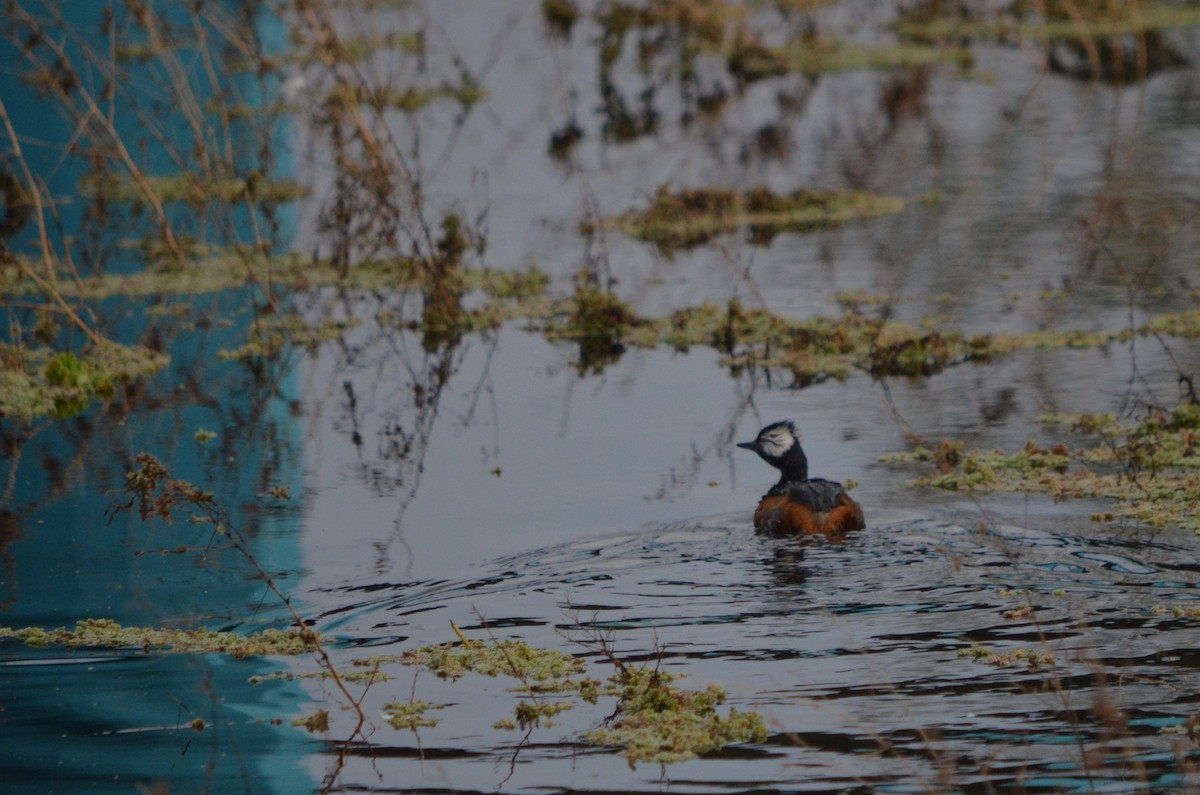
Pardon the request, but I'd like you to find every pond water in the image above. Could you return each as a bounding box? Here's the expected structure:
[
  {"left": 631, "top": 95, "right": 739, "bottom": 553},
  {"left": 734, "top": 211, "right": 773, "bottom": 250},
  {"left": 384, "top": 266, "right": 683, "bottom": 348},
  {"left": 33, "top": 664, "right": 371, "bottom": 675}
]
[
  {"left": 312, "top": 509, "right": 1200, "bottom": 793},
  {"left": 4, "top": 1, "right": 1200, "bottom": 793}
]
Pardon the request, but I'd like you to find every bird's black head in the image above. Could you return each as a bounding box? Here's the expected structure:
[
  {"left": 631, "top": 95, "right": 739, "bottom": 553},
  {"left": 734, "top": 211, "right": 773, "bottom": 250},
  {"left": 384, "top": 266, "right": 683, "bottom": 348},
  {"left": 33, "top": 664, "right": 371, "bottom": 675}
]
[{"left": 737, "top": 420, "right": 808, "bottom": 483}]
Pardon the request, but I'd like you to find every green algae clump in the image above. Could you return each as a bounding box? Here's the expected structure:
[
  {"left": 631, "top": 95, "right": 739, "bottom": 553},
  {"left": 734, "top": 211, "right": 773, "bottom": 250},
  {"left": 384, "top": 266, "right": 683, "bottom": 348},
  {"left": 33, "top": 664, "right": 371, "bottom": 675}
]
[
  {"left": 883, "top": 404, "right": 1200, "bottom": 533},
  {"left": 608, "top": 184, "right": 906, "bottom": 256},
  {"left": 402, "top": 638, "right": 586, "bottom": 685},
  {"left": 399, "top": 630, "right": 767, "bottom": 761},
  {"left": 0, "top": 342, "right": 168, "bottom": 422},
  {"left": 958, "top": 643, "right": 1055, "bottom": 670},
  {"left": 582, "top": 665, "right": 769, "bottom": 767},
  {"left": 383, "top": 699, "right": 445, "bottom": 730},
  {"left": 544, "top": 286, "right": 645, "bottom": 375},
  {"left": 0, "top": 618, "right": 319, "bottom": 658},
  {"left": 896, "top": 1, "right": 1197, "bottom": 82},
  {"left": 291, "top": 709, "right": 330, "bottom": 733},
  {"left": 79, "top": 172, "right": 307, "bottom": 205},
  {"left": 898, "top": 2, "right": 1200, "bottom": 46},
  {"left": 401, "top": 637, "right": 589, "bottom": 730}
]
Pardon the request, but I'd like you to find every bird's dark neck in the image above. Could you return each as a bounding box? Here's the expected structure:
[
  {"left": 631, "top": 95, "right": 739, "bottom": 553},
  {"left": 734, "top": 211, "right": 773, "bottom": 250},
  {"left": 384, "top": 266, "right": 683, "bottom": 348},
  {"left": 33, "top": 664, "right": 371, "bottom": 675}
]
[{"left": 772, "top": 445, "right": 809, "bottom": 487}]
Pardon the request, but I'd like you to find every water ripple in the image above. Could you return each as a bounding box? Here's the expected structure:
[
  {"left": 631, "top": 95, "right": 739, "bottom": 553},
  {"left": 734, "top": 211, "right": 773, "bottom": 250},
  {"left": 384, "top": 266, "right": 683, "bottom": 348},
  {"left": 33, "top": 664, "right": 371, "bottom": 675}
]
[{"left": 311, "top": 509, "right": 1200, "bottom": 792}]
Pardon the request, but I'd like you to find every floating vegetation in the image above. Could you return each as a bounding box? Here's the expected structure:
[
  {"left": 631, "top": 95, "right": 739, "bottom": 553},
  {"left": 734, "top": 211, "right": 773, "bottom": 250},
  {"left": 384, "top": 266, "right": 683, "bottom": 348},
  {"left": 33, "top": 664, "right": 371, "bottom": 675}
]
[
  {"left": 641, "top": 298, "right": 999, "bottom": 384},
  {"left": 250, "top": 665, "right": 391, "bottom": 686},
  {"left": 958, "top": 643, "right": 1055, "bottom": 670},
  {"left": 544, "top": 285, "right": 645, "bottom": 375},
  {"left": 294, "top": 31, "right": 424, "bottom": 65},
  {"left": 0, "top": 618, "right": 320, "bottom": 659},
  {"left": 401, "top": 638, "right": 588, "bottom": 730},
  {"left": 79, "top": 173, "right": 308, "bottom": 205},
  {"left": 1001, "top": 603, "right": 1036, "bottom": 621},
  {"left": 584, "top": 0, "right": 966, "bottom": 143},
  {"left": 417, "top": 214, "right": 468, "bottom": 352},
  {"left": 769, "top": 38, "right": 972, "bottom": 79},
  {"left": 398, "top": 630, "right": 765, "bottom": 762},
  {"left": 384, "top": 699, "right": 445, "bottom": 730},
  {"left": 514, "top": 698, "right": 574, "bottom": 729},
  {"left": 600, "top": 185, "right": 907, "bottom": 255},
  {"left": 11, "top": 241, "right": 1200, "bottom": 389},
  {"left": 1160, "top": 713, "right": 1200, "bottom": 741},
  {"left": 899, "top": 1, "right": 1200, "bottom": 45},
  {"left": 548, "top": 121, "right": 584, "bottom": 160},
  {"left": 0, "top": 342, "right": 168, "bottom": 422},
  {"left": 897, "top": 1, "right": 1199, "bottom": 81},
  {"left": 1141, "top": 306, "right": 1200, "bottom": 339},
  {"left": 291, "top": 709, "right": 330, "bottom": 734},
  {"left": 597, "top": 0, "right": 737, "bottom": 57},
  {"left": 541, "top": 0, "right": 580, "bottom": 36},
  {"left": 1, "top": 253, "right": 548, "bottom": 302},
  {"left": 402, "top": 638, "right": 587, "bottom": 685},
  {"left": 582, "top": 665, "right": 768, "bottom": 767},
  {"left": 882, "top": 403, "right": 1200, "bottom": 533},
  {"left": 328, "top": 80, "right": 486, "bottom": 113},
  {"left": 218, "top": 316, "right": 361, "bottom": 361},
  {"left": 190, "top": 270, "right": 1200, "bottom": 383},
  {"left": 598, "top": 0, "right": 965, "bottom": 82}
]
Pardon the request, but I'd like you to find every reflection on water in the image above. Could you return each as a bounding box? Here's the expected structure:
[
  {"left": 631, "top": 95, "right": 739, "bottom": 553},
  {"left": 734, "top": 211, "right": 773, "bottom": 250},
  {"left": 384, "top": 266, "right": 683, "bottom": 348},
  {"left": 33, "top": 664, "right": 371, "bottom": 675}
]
[
  {"left": 5, "top": 0, "right": 1200, "bottom": 792},
  {"left": 0, "top": 651, "right": 314, "bottom": 793}
]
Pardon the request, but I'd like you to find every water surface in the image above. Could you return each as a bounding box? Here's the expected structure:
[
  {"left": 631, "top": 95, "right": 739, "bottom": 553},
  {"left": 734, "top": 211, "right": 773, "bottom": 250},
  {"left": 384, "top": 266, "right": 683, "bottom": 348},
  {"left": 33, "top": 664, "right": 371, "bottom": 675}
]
[{"left": 4, "top": 2, "right": 1200, "bottom": 793}]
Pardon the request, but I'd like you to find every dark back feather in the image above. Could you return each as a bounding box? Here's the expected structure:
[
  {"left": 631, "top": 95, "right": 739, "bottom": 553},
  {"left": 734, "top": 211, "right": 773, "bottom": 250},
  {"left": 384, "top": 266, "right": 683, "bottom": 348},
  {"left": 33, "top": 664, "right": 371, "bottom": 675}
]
[{"left": 767, "top": 478, "right": 849, "bottom": 513}]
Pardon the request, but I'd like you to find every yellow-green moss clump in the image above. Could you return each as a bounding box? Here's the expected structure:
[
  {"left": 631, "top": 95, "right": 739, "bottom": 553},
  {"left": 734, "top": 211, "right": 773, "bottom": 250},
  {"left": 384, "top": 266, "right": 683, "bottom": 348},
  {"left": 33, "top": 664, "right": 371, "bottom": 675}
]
[
  {"left": 898, "top": 2, "right": 1200, "bottom": 45},
  {"left": 543, "top": 285, "right": 646, "bottom": 375},
  {"left": 1, "top": 252, "right": 421, "bottom": 300},
  {"left": 0, "top": 342, "right": 168, "bottom": 422},
  {"left": 594, "top": 0, "right": 966, "bottom": 88},
  {"left": 883, "top": 403, "right": 1200, "bottom": 533},
  {"left": 768, "top": 37, "right": 972, "bottom": 78},
  {"left": 17, "top": 230, "right": 1200, "bottom": 388},
  {"left": 218, "top": 316, "right": 361, "bottom": 361},
  {"left": 79, "top": 172, "right": 308, "bottom": 204},
  {"left": 618, "top": 297, "right": 1000, "bottom": 385},
  {"left": 602, "top": 184, "right": 907, "bottom": 256},
  {"left": 399, "top": 632, "right": 766, "bottom": 762},
  {"left": 291, "top": 709, "right": 330, "bottom": 733},
  {"left": 897, "top": 1, "right": 1198, "bottom": 82},
  {"left": 384, "top": 699, "right": 445, "bottom": 730},
  {"left": 401, "top": 638, "right": 589, "bottom": 730},
  {"left": 582, "top": 665, "right": 768, "bottom": 767},
  {"left": 0, "top": 618, "right": 319, "bottom": 658},
  {"left": 958, "top": 643, "right": 1055, "bottom": 670},
  {"left": 402, "top": 638, "right": 587, "bottom": 686},
  {"left": 2, "top": 252, "right": 549, "bottom": 306}
]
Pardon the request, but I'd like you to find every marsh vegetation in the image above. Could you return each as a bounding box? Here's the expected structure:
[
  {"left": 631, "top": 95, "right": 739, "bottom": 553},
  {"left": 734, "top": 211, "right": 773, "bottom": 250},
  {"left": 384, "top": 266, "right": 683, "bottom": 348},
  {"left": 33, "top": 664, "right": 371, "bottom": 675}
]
[{"left": 3, "top": 0, "right": 1200, "bottom": 792}]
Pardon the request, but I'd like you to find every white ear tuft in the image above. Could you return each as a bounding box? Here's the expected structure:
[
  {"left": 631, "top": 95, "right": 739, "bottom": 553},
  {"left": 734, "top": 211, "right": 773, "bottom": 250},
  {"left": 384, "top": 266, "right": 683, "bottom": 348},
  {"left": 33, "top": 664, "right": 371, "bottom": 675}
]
[{"left": 758, "top": 422, "right": 796, "bottom": 458}]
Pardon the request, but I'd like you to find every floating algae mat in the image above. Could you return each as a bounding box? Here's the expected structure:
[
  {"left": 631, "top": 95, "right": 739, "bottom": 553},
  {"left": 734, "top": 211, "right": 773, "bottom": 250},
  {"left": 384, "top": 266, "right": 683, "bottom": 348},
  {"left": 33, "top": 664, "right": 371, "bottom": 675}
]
[
  {"left": 0, "top": 618, "right": 319, "bottom": 658},
  {"left": 391, "top": 633, "right": 768, "bottom": 767},
  {"left": 599, "top": 185, "right": 908, "bottom": 255},
  {"left": 882, "top": 404, "right": 1200, "bottom": 533}
]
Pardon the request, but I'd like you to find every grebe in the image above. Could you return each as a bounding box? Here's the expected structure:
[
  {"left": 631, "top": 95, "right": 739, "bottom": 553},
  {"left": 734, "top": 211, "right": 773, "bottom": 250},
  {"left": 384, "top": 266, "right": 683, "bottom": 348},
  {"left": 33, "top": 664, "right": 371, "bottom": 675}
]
[{"left": 737, "top": 420, "right": 865, "bottom": 537}]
